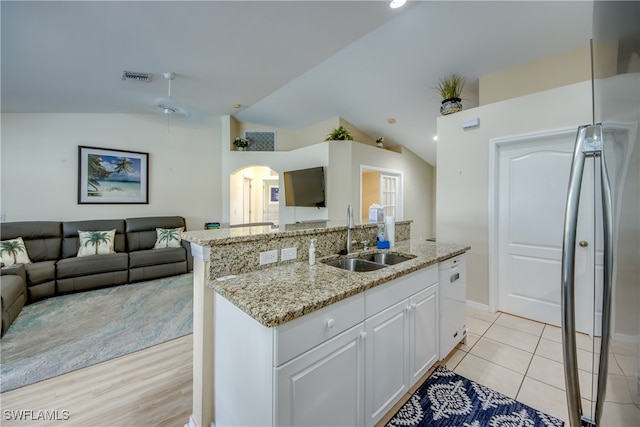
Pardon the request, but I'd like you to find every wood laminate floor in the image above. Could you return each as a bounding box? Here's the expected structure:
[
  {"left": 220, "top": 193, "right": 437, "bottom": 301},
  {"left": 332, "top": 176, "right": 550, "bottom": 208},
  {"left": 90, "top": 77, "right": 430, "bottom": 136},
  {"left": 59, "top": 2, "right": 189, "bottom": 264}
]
[{"left": 0, "top": 334, "right": 192, "bottom": 427}]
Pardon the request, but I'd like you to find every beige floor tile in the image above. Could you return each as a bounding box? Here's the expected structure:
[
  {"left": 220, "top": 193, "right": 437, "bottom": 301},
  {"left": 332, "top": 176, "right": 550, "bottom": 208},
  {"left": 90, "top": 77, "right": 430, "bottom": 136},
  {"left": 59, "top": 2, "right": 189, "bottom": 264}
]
[
  {"left": 527, "top": 354, "right": 567, "bottom": 391},
  {"left": 542, "top": 324, "right": 562, "bottom": 343},
  {"left": 535, "top": 337, "right": 564, "bottom": 363},
  {"left": 469, "top": 336, "right": 533, "bottom": 374},
  {"left": 466, "top": 316, "right": 492, "bottom": 336},
  {"left": 456, "top": 332, "right": 480, "bottom": 352},
  {"left": 465, "top": 306, "right": 500, "bottom": 323},
  {"left": 517, "top": 376, "right": 570, "bottom": 424},
  {"left": 454, "top": 353, "right": 523, "bottom": 399},
  {"left": 495, "top": 312, "right": 545, "bottom": 337},
  {"left": 611, "top": 339, "right": 639, "bottom": 357},
  {"left": 613, "top": 353, "right": 638, "bottom": 378},
  {"left": 604, "top": 374, "right": 634, "bottom": 404},
  {"left": 526, "top": 355, "right": 595, "bottom": 400},
  {"left": 484, "top": 323, "right": 540, "bottom": 353},
  {"left": 600, "top": 401, "right": 640, "bottom": 427},
  {"left": 440, "top": 348, "right": 466, "bottom": 371}
]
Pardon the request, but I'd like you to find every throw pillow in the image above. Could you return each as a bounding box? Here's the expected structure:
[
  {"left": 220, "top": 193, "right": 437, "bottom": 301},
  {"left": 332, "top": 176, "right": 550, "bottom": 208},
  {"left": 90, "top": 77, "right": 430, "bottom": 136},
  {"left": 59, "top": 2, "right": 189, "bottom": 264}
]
[
  {"left": 77, "top": 229, "right": 116, "bottom": 257},
  {"left": 0, "top": 237, "right": 32, "bottom": 266},
  {"left": 154, "top": 227, "right": 184, "bottom": 249}
]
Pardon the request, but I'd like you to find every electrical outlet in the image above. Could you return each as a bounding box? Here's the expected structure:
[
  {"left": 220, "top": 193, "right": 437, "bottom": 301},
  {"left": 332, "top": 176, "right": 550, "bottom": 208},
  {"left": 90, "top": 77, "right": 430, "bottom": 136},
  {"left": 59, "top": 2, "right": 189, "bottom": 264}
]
[
  {"left": 281, "top": 247, "right": 297, "bottom": 261},
  {"left": 259, "top": 250, "right": 278, "bottom": 265}
]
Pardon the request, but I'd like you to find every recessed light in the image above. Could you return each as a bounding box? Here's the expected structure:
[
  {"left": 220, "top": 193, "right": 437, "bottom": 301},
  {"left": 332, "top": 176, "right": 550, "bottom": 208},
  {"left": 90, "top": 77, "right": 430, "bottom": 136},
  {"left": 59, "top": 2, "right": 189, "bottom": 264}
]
[
  {"left": 233, "top": 104, "right": 243, "bottom": 109},
  {"left": 390, "top": 0, "right": 406, "bottom": 9},
  {"left": 433, "top": 135, "right": 438, "bottom": 141},
  {"left": 387, "top": 118, "right": 396, "bottom": 124}
]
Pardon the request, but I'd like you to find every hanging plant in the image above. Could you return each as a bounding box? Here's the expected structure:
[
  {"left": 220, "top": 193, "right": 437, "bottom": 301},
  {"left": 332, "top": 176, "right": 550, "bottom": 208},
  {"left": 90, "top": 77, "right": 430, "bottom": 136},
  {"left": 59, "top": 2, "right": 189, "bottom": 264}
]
[{"left": 324, "top": 125, "right": 354, "bottom": 141}]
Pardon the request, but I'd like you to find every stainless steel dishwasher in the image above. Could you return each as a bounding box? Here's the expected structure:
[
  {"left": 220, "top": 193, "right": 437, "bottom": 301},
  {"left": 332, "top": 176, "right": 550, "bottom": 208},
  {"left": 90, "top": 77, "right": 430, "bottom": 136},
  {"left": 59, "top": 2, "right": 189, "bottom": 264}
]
[{"left": 439, "top": 253, "right": 467, "bottom": 360}]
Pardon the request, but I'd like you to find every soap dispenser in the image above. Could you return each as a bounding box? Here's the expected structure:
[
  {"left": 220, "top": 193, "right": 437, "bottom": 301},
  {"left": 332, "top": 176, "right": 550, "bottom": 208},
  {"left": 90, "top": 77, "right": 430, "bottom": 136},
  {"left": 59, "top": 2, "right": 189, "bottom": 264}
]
[{"left": 309, "top": 239, "right": 317, "bottom": 266}]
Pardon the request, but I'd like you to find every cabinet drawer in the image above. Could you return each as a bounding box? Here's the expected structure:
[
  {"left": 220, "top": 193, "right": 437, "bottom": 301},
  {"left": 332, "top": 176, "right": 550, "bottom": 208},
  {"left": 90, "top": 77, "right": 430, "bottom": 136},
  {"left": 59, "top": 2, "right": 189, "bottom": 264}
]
[
  {"left": 274, "top": 293, "right": 365, "bottom": 366},
  {"left": 366, "top": 266, "right": 438, "bottom": 318}
]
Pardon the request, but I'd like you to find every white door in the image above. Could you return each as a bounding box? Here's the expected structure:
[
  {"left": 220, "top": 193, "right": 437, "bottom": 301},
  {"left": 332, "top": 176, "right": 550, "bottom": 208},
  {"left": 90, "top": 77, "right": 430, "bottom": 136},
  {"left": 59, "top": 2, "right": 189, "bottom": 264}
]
[
  {"left": 496, "top": 131, "right": 601, "bottom": 334},
  {"left": 364, "top": 299, "right": 409, "bottom": 427},
  {"left": 276, "top": 324, "right": 365, "bottom": 427}
]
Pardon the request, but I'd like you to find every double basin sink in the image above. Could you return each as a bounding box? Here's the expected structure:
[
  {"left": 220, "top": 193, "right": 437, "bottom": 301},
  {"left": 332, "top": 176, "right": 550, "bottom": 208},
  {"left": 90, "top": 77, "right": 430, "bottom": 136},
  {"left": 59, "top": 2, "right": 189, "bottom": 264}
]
[{"left": 322, "top": 253, "right": 415, "bottom": 272}]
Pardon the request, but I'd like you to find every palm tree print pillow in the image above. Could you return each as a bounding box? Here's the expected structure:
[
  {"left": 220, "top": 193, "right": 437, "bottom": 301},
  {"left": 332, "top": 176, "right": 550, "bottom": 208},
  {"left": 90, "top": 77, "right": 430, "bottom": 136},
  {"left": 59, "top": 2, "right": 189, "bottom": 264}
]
[
  {"left": 77, "top": 229, "right": 116, "bottom": 257},
  {"left": 154, "top": 227, "right": 184, "bottom": 249},
  {"left": 0, "top": 237, "right": 32, "bottom": 266}
]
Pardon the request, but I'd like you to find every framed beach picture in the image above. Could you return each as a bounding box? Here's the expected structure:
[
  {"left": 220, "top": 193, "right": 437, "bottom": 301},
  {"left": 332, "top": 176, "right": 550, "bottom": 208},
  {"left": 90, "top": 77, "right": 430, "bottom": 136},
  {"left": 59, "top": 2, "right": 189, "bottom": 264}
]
[{"left": 78, "top": 146, "right": 149, "bottom": 204}]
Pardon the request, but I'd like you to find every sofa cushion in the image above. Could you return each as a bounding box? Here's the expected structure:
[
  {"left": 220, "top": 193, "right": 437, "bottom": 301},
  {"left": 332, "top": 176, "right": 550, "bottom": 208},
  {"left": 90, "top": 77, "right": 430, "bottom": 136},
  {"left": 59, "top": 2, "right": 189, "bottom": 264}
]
[
  {"left": 0, "top": 237, "right": 32, "bottom": 266},
  {"left": 25, "top": 261, "right": 56, "bottom": 286},
  {"left": 126, "top": 216, "right": 187, "bottom": 251},
  {"left": 56, "top": 252, "right": 129, "bottom": 279},
  {"left": 77, "top": 229, "right": 116, "bottom": 257},
  {"left": 153, "top": 227, "right": 184, "bottom": 249},
  {"left": 129, "top": 247, "right": 187, "bottom": 269},
  {"left": 62, "top": 220, "right": 125, "bottom": 258},
  {"left": 0, "top": 221, "right": 61, "bottom": 262}
]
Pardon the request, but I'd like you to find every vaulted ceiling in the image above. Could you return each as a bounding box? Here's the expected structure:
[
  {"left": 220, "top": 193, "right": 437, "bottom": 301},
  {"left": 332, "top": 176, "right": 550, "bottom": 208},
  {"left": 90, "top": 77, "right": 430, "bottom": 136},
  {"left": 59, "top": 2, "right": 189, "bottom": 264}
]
[{"left": 1, "top": 1, "right": 593, "bottom": 165}]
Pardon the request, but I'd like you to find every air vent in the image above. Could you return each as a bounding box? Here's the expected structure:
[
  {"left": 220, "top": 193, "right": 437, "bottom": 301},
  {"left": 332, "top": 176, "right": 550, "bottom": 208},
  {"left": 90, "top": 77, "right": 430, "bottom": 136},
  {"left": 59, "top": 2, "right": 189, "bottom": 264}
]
[{"left": 122, "top": 71, "right": 152, "bottom": 82}]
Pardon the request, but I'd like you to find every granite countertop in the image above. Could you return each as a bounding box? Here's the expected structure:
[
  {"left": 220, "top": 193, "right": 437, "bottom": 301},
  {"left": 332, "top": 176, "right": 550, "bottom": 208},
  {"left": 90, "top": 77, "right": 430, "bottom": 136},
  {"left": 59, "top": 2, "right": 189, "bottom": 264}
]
[{"left": 210, "top": 239, "right": 469, "bottom": 328}]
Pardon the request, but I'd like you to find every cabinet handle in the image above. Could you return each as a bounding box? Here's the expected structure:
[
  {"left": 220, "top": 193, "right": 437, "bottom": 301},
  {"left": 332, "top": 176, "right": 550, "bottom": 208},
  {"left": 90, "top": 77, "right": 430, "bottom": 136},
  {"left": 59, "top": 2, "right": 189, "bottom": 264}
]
[
  {"left": 406, "top": 305, "right": 413, "bottom": 313},
  {"left": 360, "top": 331, "right": 367, "bottom": 341},
  {"left": 326, "top": 318, "right": 335, "bottom": 329}
]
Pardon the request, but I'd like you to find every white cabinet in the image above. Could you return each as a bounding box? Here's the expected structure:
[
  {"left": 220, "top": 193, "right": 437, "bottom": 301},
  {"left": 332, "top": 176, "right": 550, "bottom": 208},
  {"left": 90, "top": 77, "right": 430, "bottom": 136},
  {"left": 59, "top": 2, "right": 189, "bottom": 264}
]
[
  {"left": 363, "top": 267, "right": 439, "bottom": 427},
  {"left": 276, "top": 323, "right": 365, "bottom": 427},
  {"left": 365, "top": 299, "right": 409, "bottom": 424},
  {"left": 214, "top": 264, "right": 439, "bottom": 427}
]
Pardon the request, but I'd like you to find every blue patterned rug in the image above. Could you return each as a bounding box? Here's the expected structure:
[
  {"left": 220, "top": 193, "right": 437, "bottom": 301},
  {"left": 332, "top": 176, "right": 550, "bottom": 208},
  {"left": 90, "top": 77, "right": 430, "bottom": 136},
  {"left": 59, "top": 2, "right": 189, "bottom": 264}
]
[
  {"left": 386, "top": 365, "right": 564, "bottom": 427},
  {"left": 0, "top": 274, "right": 192, "bottom": 392}
]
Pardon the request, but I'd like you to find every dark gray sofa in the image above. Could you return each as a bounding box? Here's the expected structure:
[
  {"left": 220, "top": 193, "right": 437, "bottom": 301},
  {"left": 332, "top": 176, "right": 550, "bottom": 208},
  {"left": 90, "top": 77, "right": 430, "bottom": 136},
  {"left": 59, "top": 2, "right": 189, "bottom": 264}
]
[
  {"left": 1, "top": 263, "right": 27, "bottom": 337},
  {"left": 0, "top": 216, "right": 192, "bottom": 305}
]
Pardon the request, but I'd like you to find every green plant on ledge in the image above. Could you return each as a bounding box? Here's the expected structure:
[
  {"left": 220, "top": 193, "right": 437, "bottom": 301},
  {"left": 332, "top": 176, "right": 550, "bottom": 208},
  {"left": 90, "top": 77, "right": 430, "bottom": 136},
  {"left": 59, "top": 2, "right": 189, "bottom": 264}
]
[
  {"left": 325, "top": 125, "right": 354, "bottom": 141},
  {"left": 233, "top": 137, "right": 249, "bottom": 148},
  {"left": 436, "top": 73, "right": 465, "bottom": 101}
]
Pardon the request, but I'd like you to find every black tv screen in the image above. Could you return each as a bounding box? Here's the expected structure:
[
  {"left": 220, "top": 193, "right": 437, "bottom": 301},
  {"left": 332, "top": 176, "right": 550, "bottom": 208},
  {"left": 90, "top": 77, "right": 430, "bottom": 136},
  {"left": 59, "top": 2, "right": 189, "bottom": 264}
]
[{"left": 283, "top": 166, "right": 326, "bottom": 208}]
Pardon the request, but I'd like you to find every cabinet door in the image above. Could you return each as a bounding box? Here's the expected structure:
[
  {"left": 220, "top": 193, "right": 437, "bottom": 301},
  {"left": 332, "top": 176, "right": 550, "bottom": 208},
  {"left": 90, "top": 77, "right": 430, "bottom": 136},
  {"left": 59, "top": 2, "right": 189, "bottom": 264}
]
[
  {"left": 409, "top": 284, "right": 438, "bottom": 386},
  {"left": 364, "top": 299, "right": 409, "bottom": 427},
  {"left": 275, "top": 323, "right": 365, "bottom": 427}
]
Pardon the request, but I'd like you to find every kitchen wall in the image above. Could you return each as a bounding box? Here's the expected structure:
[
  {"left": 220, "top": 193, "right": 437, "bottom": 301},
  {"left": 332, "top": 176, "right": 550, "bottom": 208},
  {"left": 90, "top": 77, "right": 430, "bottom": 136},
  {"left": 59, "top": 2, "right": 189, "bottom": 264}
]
[
  {"left": 0, "top": 113, "right": 221, "bottom": 231},
  {"left": 436, "top": 80, "right": 592, "bottom": 307}
]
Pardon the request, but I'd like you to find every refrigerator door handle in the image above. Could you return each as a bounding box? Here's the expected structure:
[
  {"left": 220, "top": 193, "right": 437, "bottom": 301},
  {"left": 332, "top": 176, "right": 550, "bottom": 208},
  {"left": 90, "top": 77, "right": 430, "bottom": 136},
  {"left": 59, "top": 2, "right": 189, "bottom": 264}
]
[
  {"left": 595, "top": 133, "right": 613, "bottom": 425},
  {"left": 561, "top": 125, "right": 589, "bottom": 427}
]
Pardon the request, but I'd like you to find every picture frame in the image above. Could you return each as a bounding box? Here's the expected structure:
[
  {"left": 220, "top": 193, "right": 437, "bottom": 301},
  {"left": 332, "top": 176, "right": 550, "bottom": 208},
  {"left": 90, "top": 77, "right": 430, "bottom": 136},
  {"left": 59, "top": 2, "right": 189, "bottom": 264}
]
[
  {"left": 78, "top": 146, "right": 149, "bottom": 204},
  {"left": 269, "top": 185, "right": 279, "bottom": 204}
]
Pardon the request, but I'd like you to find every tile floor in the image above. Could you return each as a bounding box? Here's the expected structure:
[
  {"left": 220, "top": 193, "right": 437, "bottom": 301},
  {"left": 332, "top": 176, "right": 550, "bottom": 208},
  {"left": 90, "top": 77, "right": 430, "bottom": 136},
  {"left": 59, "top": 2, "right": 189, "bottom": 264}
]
[{"left": 377, "top": 307, "right": 640, "bottom": 426}]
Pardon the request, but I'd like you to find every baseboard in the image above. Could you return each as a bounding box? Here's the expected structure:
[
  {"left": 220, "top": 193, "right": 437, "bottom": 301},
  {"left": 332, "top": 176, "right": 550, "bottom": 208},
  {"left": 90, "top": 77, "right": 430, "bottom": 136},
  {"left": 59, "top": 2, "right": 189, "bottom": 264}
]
[
  {"left": 466, "top": 300, "right": 492, "bottom": 312},
  {"left": 612, "top": 332, "right": 640, "bottom": 344}
]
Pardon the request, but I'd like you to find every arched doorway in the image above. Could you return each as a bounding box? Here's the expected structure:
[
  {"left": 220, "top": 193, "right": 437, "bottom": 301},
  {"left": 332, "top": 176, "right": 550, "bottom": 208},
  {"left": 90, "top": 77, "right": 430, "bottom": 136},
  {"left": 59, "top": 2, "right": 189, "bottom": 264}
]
[{"left": 230, "top": 166, "right": 280, "bottom": 226}]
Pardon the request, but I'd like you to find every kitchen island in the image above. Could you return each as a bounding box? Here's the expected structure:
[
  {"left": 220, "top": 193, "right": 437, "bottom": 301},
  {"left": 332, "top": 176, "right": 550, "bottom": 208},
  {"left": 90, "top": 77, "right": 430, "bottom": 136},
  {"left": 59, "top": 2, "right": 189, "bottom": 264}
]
[{"left": 182, "top": 222, "right": 469, "bottom": 427}]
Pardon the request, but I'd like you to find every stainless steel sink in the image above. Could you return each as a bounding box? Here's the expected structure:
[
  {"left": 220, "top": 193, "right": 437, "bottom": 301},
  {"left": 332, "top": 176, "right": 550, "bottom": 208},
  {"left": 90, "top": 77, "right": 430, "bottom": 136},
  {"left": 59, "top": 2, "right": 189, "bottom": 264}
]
[
  {"left": 358, "top": 253, "right": 415, "bottom": 265},
  {"left": 323, "top": 258, "right": 388, "bottom": 272}
]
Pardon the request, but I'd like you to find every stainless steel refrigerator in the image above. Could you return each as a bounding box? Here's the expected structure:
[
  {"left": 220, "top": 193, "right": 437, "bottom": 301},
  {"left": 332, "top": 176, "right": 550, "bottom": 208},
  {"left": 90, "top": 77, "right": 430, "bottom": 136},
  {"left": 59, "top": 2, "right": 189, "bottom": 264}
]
[{"left": 561, "top": 1, "right": 639, "bottom": 426}]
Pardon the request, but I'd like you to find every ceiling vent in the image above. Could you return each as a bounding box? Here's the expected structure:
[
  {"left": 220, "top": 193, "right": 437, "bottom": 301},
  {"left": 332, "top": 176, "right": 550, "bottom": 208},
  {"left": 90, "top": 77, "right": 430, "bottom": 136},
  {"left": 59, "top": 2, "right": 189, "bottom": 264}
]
[{"left": 122, "top": 71, "right": 152, "bottom": 82}]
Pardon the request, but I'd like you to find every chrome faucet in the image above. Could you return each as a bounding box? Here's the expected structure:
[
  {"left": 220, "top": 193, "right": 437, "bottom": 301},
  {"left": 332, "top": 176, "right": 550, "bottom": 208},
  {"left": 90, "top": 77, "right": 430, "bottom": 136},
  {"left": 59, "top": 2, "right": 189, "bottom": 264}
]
[{"left": 347, "top": 205, "right": 355, "bottom": 254}]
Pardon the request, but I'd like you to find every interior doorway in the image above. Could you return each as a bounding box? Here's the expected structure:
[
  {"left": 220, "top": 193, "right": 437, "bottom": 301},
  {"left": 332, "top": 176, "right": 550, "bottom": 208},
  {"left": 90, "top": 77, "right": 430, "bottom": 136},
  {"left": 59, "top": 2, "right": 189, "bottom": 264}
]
[
  {"left": 230, "top": 166, "right": 279, "bottom": 226},
  {"left": 360, "top": 166, "right": 402, "bottom": 223}
]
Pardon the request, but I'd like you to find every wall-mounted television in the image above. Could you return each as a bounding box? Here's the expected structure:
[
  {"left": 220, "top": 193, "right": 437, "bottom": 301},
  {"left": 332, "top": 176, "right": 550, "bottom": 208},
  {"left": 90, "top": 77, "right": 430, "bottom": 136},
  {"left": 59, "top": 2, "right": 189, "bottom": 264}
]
[{"left": 283, "top": 166, "right": 326, "bottom": 208}]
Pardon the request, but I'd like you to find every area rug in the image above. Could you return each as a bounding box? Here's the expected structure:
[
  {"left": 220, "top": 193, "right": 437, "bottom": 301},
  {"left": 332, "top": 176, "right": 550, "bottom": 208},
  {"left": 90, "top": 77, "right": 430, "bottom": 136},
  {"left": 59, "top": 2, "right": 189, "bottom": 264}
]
[
  {"left": 0, "top": 273, "right": 193, "bottom": 393},
  {"left": 386, "top": 365, "right": 564, "bottom": 427}
]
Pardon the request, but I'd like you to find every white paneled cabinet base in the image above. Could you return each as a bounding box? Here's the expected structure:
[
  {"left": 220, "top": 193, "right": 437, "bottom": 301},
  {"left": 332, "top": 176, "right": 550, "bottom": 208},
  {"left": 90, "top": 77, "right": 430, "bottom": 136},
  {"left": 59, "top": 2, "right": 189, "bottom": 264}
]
[{"left": 214, "top": 266, "right": 439, "bottom": 427}]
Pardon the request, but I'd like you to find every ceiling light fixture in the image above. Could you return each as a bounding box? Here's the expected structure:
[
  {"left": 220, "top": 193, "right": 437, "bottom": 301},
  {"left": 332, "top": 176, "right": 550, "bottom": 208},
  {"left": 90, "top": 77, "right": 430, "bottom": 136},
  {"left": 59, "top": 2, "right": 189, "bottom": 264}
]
[
  {"left": 433, "top": 135, "right": 438, "bottom": 141},
  {"left": 387, "top": 118, "right": 397, "bottom": 124},
  {"left": 389, "top": 0, "right": 406, "bottom": 9}
]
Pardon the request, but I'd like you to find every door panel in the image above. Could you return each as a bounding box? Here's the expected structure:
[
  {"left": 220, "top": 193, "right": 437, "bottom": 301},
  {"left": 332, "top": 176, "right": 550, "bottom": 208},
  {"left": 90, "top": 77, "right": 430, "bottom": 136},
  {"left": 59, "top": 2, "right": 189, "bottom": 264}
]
[{"left": 497, "top": 134, "right": 601, "bottom": 334}]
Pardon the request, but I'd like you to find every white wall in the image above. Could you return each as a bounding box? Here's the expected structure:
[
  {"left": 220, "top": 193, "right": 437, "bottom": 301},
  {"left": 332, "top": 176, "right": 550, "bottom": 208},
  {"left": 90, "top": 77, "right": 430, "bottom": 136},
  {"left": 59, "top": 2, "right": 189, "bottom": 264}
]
[
  {"left": 1, "top": 113, "right": 221, "bottom": 231},
  {"left": 436, "top": 81, "right": 592, "bottom": 306}
]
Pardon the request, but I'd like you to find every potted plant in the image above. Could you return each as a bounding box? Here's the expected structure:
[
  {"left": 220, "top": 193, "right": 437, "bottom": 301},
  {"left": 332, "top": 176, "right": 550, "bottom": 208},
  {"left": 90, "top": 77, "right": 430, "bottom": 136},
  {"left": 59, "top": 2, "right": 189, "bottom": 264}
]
[
  {"left": 324, "top": 125, "right": 354, "bottom": 141},
  {"left": 376, "top": 137, "right": 384, "bottom": 148},
  {"left": 436, "top": 73, "right": 465, "bottom": 115},
  {"left": 233, "top": 137, "right": 249, "bottom": 151}
]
